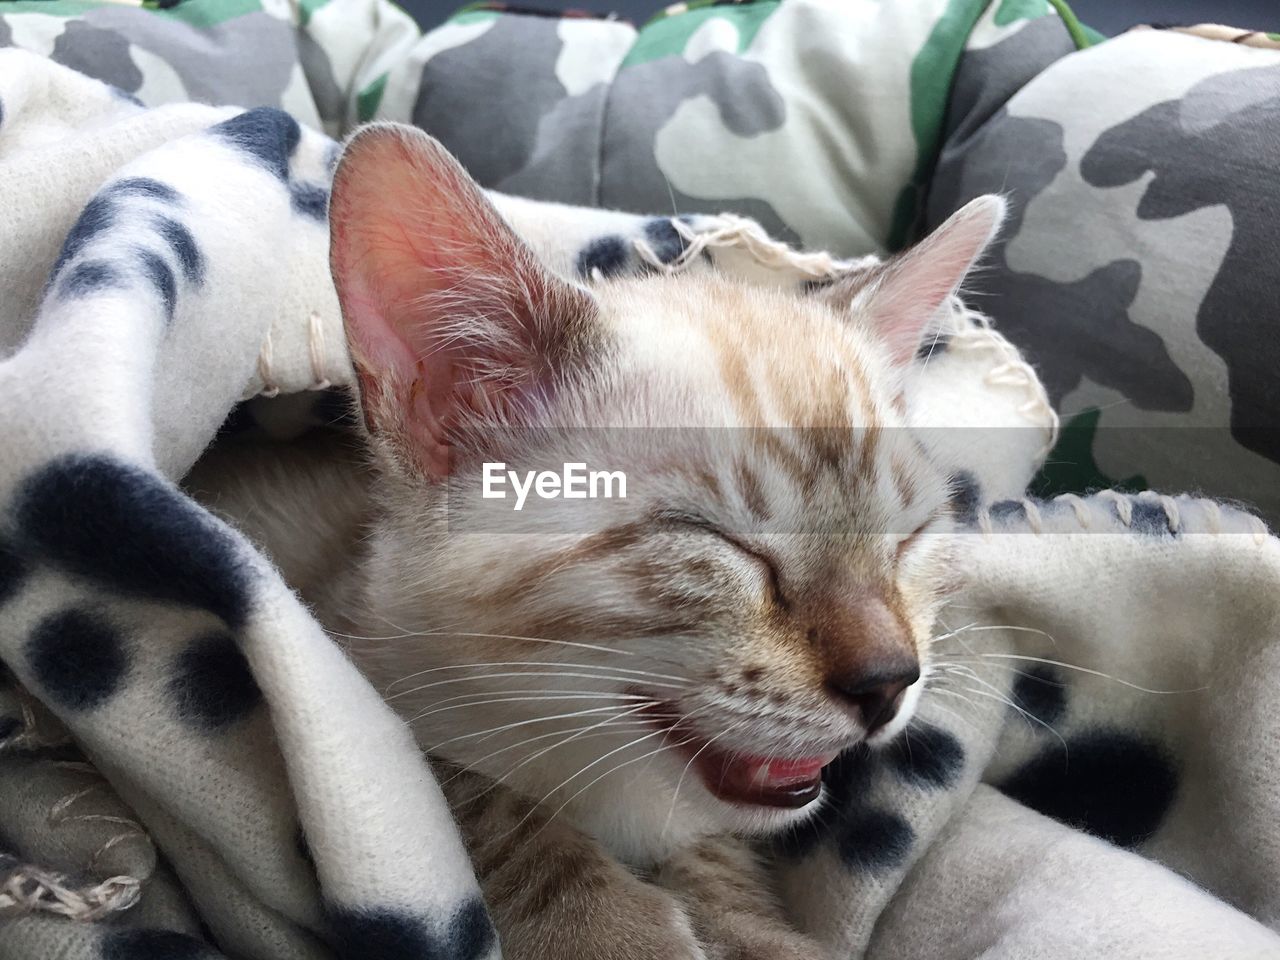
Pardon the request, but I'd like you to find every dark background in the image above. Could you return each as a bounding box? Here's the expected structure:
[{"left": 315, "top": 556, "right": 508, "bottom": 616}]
[{"left": 403, "top": 0, "right": 1276, "bottom": 35}]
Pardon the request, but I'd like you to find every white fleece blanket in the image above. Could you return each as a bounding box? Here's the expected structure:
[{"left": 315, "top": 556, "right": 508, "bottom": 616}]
[{"left": 0, "top": 50, "right": 1278, "bottom": 960}]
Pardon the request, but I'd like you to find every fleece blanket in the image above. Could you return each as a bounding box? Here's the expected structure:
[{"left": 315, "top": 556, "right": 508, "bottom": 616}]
[{"left": 1, "top": 48, "right": 1279, "bottom": 960}]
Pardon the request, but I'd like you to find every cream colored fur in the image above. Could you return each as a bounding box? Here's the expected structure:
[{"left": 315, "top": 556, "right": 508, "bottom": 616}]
[{"left": 196, "top": 124, "right": 1004, "bottom": 958}]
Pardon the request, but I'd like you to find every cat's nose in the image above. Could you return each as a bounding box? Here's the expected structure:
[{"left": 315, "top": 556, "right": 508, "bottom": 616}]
[
  {"left": 827, "top": 657, "right": 919, "bottom": 734},
  {"left": 808, "top": 591, "right": 919, "bottom": 734}
]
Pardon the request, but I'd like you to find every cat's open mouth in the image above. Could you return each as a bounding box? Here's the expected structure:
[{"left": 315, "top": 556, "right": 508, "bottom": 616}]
[
  {"left": 639, "top": 699, "right": 838, "bottom": 808},
  {"left": 682, "top": 743, "right": 840, "bottom": 809}
]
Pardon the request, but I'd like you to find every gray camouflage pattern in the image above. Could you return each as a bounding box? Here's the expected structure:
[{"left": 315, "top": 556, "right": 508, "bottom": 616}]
[
  {"left": 928, "top": 19, "right": 1280, "bottom": 519},
  {"left": 1081, "top": 63, "right": 1280, "bottom": 465}
]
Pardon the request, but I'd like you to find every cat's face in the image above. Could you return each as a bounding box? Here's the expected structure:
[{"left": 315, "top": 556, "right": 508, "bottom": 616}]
[{"left": 329, "top": 124, "right": 1002, "bottom": 861}]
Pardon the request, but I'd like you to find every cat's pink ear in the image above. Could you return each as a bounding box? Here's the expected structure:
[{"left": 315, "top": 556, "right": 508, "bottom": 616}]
[
  {"left": 329, "top": 123, "right": 595, "bottom": 479},
  {"left": 827, "top": 195, "right": 1006, "bottom": 364}
]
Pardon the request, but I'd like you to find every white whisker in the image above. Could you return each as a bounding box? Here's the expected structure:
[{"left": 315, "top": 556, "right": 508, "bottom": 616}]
[
  {"left": 332, "top": 623, "right": 641, "bottom": 659},
  {"left": 406, "top": 691, "right": 657, "bottom": 724},
  {"left": 450, "top": 716, "right": 657, "bottom": 781},
  {"left": 383, "top": 659, "right": 690, "bottom": 692},
  {"left": 947, "top": 653, "right": 1205, "bottom": 696},
  {"left": 660, "top": 720, "right": 744, "bottom": 841},
  {"left": 521, "top": 733, "right": 697, "bottom": 843},
  {"left": 386, "top": 670, "right": 688, "bottom": 702},
  {"left": 931, "top": 656, "right": 1062, "bottom": 687},
  {"left": 934, "top": 622, "right": 1060, "bottom": 648},
  {"left": 949, "top": 682, "right": 1070, "bottom": 756},
  {"left": 916, "top": 698, "right": 981, "bottom": 738},
  {"left": 425, "top": 705, "right": 650, "bottom": 751},
  {"left": 448, "top": 702, "right": 663, "bottom": 803}
]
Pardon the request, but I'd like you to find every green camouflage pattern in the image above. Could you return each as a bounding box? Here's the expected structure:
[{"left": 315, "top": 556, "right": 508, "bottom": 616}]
[
  {"left": 2, "top": 0, "right": 1279, "bottom": 524},
  {"left": 384, "top": 0, "right": 1047, "bottom": 253},
  {"left": 926, "top": 19, "right": 1280, "bottom": 522},
  {"left": 0, "top": 0, "right": 1058, "bottom": 250},
  {"left": 0, "top": 0, "right": 421, "bottom": 135}
]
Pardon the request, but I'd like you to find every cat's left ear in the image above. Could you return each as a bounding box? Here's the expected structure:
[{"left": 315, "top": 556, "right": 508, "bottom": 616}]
[
  {"left": 821, "top": 195, "right": 1006, "bottom": 364},
  {"left": 328, "top": 123, "right": 597, "bottom": 480}
]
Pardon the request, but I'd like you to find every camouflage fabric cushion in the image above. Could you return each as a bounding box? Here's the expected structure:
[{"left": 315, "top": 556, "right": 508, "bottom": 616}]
[
  {"left": 2, "top": 5, "right": 1279, "bottom": 526},
  {"left": 385, "top": 1, "right": 1097, "bottom": 256},
  {"left": 0, "top": 0, "right": 1088, "bottom": 255},
  {"left": 927, "top": 20, "right": 1280, "bottom": 522},
  {"left": 0, "top": 0, "right": 422, "bottom": 136}
]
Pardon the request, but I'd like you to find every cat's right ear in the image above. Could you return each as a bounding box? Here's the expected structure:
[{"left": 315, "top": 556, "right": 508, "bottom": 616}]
[
  {"left": 817, "top": 195, "right": 1005, "bottom": 365},
  {"left": 328, "top": 123, "right": 596, "bottom": 480}
]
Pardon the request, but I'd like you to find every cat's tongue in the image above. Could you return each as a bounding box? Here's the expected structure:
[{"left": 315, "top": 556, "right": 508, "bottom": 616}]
[{"left": 695, "top": 750, "right": 837, "bottom": 808}]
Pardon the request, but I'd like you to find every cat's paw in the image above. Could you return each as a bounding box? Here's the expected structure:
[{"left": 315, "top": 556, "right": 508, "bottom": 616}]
[
  {"left": 454, "top": 778, "right": 709, "bottom": 960},
  {"left": 699, "top": 925, "right": 831, "bottom": 960},
  {"left": 496, "top": 878, "right": 709, "bottom": 960},
  {"left": 654, "top": 834, "right": 831, "bottom": 960},
  {"left": 619, "top": 903, "right": 709, "bottom": 960}
]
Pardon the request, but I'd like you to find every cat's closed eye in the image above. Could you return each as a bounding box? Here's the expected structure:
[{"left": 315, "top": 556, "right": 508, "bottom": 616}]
[{"left": 653, "top": 509, "right": 787, "bottom": 608}]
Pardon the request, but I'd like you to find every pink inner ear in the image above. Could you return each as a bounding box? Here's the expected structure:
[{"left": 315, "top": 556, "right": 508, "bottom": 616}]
[
  {"left": 864, "top": 195, "right": 1006, "bottom": 364},
  {"left": 329, "top": 124, "right": 592, "bottom": 479}
]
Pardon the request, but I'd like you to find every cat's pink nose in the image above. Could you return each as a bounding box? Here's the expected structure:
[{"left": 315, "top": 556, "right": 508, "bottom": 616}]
[{"left": 827, "top": 657, "right": 919, "bottom": 734}]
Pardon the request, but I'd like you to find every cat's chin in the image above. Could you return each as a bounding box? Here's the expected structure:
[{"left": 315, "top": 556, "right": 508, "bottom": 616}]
[{"left": 560, "top": 757, "right": 829, "bottom": 866}]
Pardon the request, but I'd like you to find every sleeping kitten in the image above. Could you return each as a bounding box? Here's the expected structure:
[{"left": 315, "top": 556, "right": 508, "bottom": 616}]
[{"left": 208, "top": 124, "right": 1003, "bottom": 959}]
